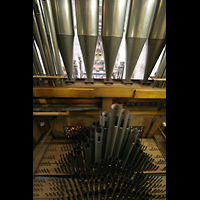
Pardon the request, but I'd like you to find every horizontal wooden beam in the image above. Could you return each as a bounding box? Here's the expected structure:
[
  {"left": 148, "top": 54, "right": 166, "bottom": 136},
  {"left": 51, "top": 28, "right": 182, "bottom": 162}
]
[
  {"left": 33, "top": 110, "right": 165, "bottom": 117},
  {"left": 33, "top": 86, "right": 165, "bottom": 99},
  {"left": 33, "top": 112, "right": 69, "bottom": 116},
  {"left": 33, "top": 88, "right": 95, "bottom": 98}
]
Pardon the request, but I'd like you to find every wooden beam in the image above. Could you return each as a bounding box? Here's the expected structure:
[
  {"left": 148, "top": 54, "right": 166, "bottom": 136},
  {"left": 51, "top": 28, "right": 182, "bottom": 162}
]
[
  {"left": 33, "top": 88, "right": 95, "bottom": 98},
  {"left": 33, "top": 98, "right": 102, "bottom": 104},
  {"left": 33, "top": 87, "right": 165, "bottom": 99},
  {"left": 134, "top": 89, "right": 166, "bottom": 99},
  {"left": 102, "top": 97, "right": 112, "bottom": 111},
  {"left": 33, "top": 111, "right": 69, "bottom": 116}
]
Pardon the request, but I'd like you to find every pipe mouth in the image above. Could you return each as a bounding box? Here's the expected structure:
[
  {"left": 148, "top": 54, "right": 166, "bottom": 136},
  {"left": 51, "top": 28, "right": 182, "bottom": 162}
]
[
  {"left": 108, "top": 156, "right": 113, "bottom": 162},
  {"left": 96, "top": 126, "right": 103, "bottom": 133},
  {"left": 94, "top": 191, "right": 98, "bottom": 196},
  {"left": 108, "top": 187, "right": 113, "bottom": 194},
  {"left": 89, "top": 191, "right": 92, "bottom": 196},
  {"left": 135, "top": 139, "right": 140, "bottom": 144},
  {"left": 92, "top": 122, "right": 97, "bottom": 126},
  {"left": 114, "top": 174, "right": 118, "bottom": 180},
  {"left": 111, "top": 103, "right": 122, "bottom": 111},
  {"left": 100, "top": 177, "right": 105, "bottom": 182},
  {"left": 89, "top": 165, "right": 93, "bottom": 170},
  {"left": 84, "top": 192, "right": 87, "bottom": 197},
  {"left": 101, "top": 189, "right": 105, "bottom": 195},
  {"left": 95, "top": 179, "right": 98, "bottom": 183},
  {"left": 122, "top": 188, "right": 126, "bottom": 194},
  {"left": 107, "top": 174, "right": 112, "bottom": 180},
  {"left": 114, "top": 156, "right": 119, "bottom": 162},
  {"left": 100, "top": 158, "right": 104, "bottom": 164},
  {"left": 85, "top": 142, "right": 90, "bottom": 148},
  {"left": 102, "top": 111, "right": 111, "bottom": 117},
  {"left": 135, "top": 143, "right": 140, "bottom": 148},
  {"left": 116, "top": 186, "right": 120, "bottom": 193},
  {"left": 138, "top": 149, "right": 143, "bottom": 154}
]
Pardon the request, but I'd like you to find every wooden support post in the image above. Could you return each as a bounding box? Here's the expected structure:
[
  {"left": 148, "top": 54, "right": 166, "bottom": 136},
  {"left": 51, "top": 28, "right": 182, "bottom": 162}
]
[{"left": 102, "top": 97, "right": 113, "bottom": 111}]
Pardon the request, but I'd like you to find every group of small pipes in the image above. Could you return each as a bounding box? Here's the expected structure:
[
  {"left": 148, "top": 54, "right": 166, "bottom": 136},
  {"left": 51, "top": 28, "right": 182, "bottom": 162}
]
[{"left": 52, "top": 104, "right": 165, "bottom": 199}]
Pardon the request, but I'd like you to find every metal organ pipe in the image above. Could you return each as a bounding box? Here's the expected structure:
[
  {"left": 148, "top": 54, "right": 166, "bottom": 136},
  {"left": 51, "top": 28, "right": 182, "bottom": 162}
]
[
  {"left": 112, "top": 109, "right": 130, "bottom": 157},
  {"left": 143, "top": 0, "right": 166, "bottom": 82},
  {"left": 50, "top": 0, "right": 74, "bottom": 81},
  {"left": 33, "top": 0, "right": 56, "bottom": 77},
  {"left": 75, "top": 0, "right": 99, "bottom": 83},
  {"left": 125, "top": 0, "right": 158, "bottom": 84},
  {"left": 95, "top": 126, "right": 104, "bottom": 163},
  {"left": 104, "top": 104, "right": 122, "bottom": 159},
  {"left": 101, "top": 0, "right": 128, "bottom": 83}
]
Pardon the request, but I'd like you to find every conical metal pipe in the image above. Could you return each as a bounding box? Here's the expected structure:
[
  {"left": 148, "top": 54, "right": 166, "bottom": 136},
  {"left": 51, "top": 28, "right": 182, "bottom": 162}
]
[
  {"left": 101, "top": 0, "right": 128, "bottom": 83},
  {"left": 33, "top": 40, "right": 43, "bottom": 76},
  {"left": 153, "top": 47, "right": 166, "bottom": 87},
  {"left": 143, "top": 0, "right": 166, "bottom": 82},
  {"left": 75, "top": 0, "right": 99, "bottom": 83},
  {"left": 50, "top": 0, "right": 74, "bottom": 81},
  {"left": 125, "top": 0, "right": 157, "bottom": 83}
]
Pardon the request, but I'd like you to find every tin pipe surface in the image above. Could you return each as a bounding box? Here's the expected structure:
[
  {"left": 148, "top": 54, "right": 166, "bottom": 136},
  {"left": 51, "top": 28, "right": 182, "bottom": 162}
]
[
  {"left": 101, "top": 0, "right": 128, "bottom": 82},
  {"left": 33, "top": 10, "right": 50, "bottom": 75},
  {"left": 104, "top": 104, "right": 122, "bottom": 159},
  {"left": 125, "top": 0, "right": 157, "bottom": 82},
  {"left": 95, "top": 126, "right": 104, "bottom": 163},
  {"left": 113, "top": 109, "right": 130, "bottom": 157},
  {"left": 143, "top": 0, "right": 166, "bottom": 82},
  {"left": 120, "top": 114, "right": 133, "bottom": 153},
  {"left": 50, "top": 0, "right": 74, "bottom": 80},
  {"left": 84, "top": 142, "right": 91, "bottom": 167},
  {"left": 122, "top": 128, "right": 139, "bottom": 163},
  {"left": 75, "top": 0, "right": 99, "bottom": 81},
  {"left": 42, "top": 0, "right": 62, "bottom": 76},
  {"left": 33, "top": 0, "right": 55, "bottom": 76},
  {"left": 90, "top": 126, "right": 95, "bottom": 164},
  {"left": 128, "top": 142, "right": 141, "bottom": 165}
]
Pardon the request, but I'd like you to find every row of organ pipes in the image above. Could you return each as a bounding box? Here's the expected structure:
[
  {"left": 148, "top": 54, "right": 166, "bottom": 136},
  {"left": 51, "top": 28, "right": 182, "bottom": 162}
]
[{"left": 33, "top": 0, "right": 166, "bottom": 85}]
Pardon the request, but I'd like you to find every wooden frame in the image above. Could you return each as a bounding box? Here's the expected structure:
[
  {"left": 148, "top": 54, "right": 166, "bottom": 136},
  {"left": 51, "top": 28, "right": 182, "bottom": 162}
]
[{"left": 33, "top": 80, "right": 166, "bottom": 99}]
